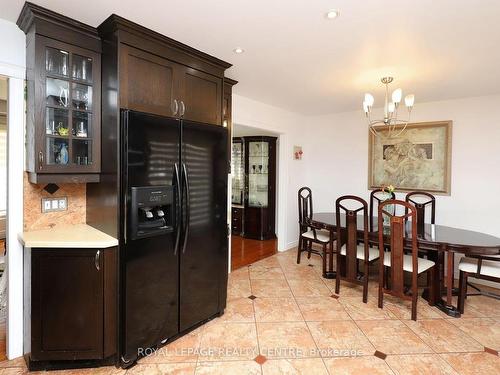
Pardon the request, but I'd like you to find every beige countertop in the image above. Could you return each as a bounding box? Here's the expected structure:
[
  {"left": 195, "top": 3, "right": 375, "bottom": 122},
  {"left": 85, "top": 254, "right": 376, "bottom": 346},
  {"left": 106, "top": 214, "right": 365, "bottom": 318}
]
[{"left": 19, "top": 224, "right": 118, "bottom": 248}]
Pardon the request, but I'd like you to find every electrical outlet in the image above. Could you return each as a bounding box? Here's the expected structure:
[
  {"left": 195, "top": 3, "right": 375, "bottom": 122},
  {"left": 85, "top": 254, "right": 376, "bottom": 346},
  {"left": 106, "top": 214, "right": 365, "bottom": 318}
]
[{"left": 41, "top": 197, "right": 68, "bottom": 213}]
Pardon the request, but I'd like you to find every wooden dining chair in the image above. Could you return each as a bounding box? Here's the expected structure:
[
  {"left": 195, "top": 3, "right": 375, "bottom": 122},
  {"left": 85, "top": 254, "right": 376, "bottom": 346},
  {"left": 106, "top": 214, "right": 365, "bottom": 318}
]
[
  {"left": 378, "top": 200, "right": 436, "bottom": 321},
  {"left": 458, "top": 255, "right": 500, "bottom": 313},
  {"left": 297, "top": 187, "right": 333, "bottom": 276},
  {"left": 335, "top": 196, "right": 379, "bottom": 303},
  {"left": 370, "top": 189, "right": 396, "bottom": 232},
  {"left": 405, "top": 191, "right": 436, "bottom": 236}
]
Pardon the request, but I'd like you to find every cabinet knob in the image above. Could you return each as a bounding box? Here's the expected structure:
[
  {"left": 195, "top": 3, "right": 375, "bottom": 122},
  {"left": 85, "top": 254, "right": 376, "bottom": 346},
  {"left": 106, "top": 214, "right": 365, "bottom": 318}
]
[
  {"left": 95, "top": 250, "right": 101, "bottom": 271},
  {"left": 38, "top": 151, "right": 44, "bottom": 170}
]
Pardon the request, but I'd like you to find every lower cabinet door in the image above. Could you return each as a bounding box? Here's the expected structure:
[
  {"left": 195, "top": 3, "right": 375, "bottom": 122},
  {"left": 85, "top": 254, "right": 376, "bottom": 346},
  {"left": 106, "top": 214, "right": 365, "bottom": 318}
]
[{"left": 31, "top": 248, "right": 104, "bottom": 361}]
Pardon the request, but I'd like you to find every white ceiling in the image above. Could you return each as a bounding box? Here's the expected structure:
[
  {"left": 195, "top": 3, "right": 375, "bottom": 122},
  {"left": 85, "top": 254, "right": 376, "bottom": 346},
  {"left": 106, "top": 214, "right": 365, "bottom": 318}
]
[{"left": 2, "top": 0, "right": 500, "bottom": 115}]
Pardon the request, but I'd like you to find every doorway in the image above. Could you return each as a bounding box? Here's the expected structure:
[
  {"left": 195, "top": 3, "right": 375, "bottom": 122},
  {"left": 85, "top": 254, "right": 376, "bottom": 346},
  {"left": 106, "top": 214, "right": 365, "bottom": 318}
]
[
  {"left": 0, "top": 76, "right": 7, "bottom": 361},
  {"left": 230, "top": 124, "right": 279, "bottom": 270}
]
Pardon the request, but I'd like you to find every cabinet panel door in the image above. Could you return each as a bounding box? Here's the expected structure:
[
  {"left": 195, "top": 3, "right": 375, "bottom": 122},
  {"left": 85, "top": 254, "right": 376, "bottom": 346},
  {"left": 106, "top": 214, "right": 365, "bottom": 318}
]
[
  {"left": 120, "top": 44, "right": 179, "bottom": 117},
  {"left": 34, "top": 36, "right": 101, "bottom": 174},
  {"left": 180, "top": 67, "right": 222, "bottom": 126},
  {"left": 31, "top": 249, "right": 104, "bottom": 360}
]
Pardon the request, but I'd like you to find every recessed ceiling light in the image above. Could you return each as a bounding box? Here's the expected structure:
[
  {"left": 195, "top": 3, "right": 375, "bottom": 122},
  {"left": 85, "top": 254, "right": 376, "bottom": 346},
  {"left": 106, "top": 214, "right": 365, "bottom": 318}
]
[
  {"left": 326, "top": 9, "right": 340, "bottom": 19},
  {"left": 233, "top": 47, "right": 245, "bottom": 54}
]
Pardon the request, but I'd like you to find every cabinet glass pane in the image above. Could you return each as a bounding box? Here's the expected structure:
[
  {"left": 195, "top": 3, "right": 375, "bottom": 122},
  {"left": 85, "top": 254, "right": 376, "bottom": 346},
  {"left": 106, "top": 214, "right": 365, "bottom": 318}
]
[
  {"left": 71, "top": 54, "right": 93, "bottom": 82},
  {"left": 73, "top": 139, "right": 92, "bottom": 165},
  {"left": 46, "top": 78, "right": 69, "bottom": 108},
  {"left": 45, "top": 108, "right": 69, "bottom": 136},
  {"left": 231, "top": 142, "right": 244, "bottom": 205},
  {"left": 73, "top": 111, "right": 91, "bottom": 138},
  {"left": 248, "top": 141, "right": 269, "bottom": 208},
  {"left": 45, "top": 47, "right": 69, "bottom": 77},
  {"left": 72, "top": 83, "right": 92, "bottom": 110},
  {"left": 46, "top": 137, "right": 69, "bottom": 165}
]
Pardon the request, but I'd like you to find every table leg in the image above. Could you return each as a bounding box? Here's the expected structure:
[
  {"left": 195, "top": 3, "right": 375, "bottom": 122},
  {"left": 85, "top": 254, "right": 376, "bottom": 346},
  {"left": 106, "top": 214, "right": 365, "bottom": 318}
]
[
  {"left": 446, "top": 251, "right": 454, "bottom": 305},
  {"left": 422, "top": 247, "right": 461, "bottom": 317}
]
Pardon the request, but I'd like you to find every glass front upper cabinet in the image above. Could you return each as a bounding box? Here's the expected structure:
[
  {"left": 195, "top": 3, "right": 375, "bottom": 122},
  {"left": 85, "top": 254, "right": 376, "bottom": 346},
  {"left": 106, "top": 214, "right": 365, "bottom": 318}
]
[
  {"left": 248, "top": 141, "right": 269, "bottom": 208},
  {"left": 231, "top": 141, "right": 244, "bottom": 205},
  {"left": 42, "top": 41, "right": 99, "bottom": 171}
]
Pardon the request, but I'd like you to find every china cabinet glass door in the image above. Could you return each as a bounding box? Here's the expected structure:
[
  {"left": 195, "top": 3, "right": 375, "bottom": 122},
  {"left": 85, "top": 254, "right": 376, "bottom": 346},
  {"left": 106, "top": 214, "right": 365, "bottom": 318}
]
[
  {"left": 247, "top": 141, "right": 269, "bottom": 208},
  {"left": 43, "top": 43, "right": 96, "bottom": 169},
  {"left": 231, "top": 141, "right": 244, "bottom": 204}
]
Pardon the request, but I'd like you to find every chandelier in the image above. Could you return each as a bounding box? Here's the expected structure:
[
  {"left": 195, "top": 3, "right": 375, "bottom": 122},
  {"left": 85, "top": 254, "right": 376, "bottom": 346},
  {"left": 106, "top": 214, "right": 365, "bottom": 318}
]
[{"left": 363, "top": 77, "right": 415, "bottom": 138}]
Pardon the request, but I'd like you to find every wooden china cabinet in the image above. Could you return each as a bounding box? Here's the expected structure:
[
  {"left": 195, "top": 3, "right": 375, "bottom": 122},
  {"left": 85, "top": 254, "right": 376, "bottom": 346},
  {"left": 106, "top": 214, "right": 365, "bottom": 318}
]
[
  {"left": 18, "top": 2, "right": 102, "bottom": 183},
  {"left": 232, "top": 136, "right": 277, "bottom": 240}
]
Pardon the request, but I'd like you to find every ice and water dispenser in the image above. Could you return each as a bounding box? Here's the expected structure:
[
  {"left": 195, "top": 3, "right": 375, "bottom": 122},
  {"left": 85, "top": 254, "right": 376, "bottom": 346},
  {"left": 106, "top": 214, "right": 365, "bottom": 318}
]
[{"left": 130, "top": 186, "right": 175, "bottom": 240}]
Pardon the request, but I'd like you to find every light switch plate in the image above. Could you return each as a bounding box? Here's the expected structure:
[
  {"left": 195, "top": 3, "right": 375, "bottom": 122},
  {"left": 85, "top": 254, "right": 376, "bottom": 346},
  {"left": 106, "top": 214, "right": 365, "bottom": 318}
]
[{"left": 41, "top": 197, "right": 68, "bottom": 213}]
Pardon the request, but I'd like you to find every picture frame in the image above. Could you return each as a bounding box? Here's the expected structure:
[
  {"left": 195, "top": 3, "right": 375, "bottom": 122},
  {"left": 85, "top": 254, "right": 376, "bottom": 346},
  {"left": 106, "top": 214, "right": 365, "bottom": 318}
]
[{"left": 368, "top": 121, "right": 452, "bottom": 195}]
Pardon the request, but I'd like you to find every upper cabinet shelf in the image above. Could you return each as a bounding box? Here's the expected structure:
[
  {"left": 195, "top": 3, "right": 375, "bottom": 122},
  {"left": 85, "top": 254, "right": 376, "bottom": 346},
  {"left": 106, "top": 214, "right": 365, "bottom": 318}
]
[{"left": 17, "top": 2, "right": 102, "bottom": 183}]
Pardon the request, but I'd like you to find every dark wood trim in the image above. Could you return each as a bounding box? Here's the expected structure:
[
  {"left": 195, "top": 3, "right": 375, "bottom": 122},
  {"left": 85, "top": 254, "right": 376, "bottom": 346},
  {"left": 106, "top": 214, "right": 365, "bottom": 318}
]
[
  {"left": 98, "top": 14, "right": 231, "bottom": 75},
  {"left": 28, "top": 172, "right": 100, "bottom": 184},
  {"left": 17, "top": 2, "right": 101, "bottom": 52}
]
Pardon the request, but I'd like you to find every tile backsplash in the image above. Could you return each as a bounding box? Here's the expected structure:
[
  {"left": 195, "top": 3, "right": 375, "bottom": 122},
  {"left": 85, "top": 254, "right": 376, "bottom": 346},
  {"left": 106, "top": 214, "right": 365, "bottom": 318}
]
[{"left": 23, "top": 173, "right": 86, "bottom": 231}]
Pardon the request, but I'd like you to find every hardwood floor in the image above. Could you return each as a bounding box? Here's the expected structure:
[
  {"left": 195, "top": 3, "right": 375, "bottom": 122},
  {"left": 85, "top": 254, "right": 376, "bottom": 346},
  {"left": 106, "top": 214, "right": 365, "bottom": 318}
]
[{"left": 231, "top": 235, "right": 277, "bottom": 271}]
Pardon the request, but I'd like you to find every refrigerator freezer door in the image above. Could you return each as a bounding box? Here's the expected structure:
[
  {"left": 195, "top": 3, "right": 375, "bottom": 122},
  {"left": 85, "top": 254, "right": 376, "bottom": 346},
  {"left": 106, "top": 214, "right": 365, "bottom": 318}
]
[
  {"left": 180, "top": 121, "right": 228, "bottom": 331},
  {"left": 121, "top": 110, "right": 181, "bottom": 362}
]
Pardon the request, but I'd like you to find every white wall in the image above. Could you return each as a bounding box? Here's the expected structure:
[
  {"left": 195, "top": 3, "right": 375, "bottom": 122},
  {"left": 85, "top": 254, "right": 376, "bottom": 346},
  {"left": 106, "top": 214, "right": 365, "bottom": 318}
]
[
  {"left": 0, "top": 18, "right": 26, "bottom": 359},
  {"left": 303, "top": 95, "right": 500, "bottom": 238},
  {"left": 0, "top": 19, "right": 26, "bottom": 69},
  {"left": 232, "top": 94, "right": 308, "bottom": 250}
]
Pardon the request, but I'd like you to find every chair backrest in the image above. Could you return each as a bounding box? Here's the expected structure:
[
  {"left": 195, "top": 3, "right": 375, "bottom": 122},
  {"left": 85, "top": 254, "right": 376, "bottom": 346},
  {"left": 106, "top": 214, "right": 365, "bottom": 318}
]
[
  {"left": 336, "top": 196, "right": 369, "bottom": 280},
  {"left": 378, "top": 199, "right": 419, "bottom": 298},
  {"left": 298, "top": 187, "right": 313, "bottom": 233},
  {"left": 370, "top": 189, "right": 396, "bottom": 232},
  {"left": 405, "top": 191, "right": 436, "bottom": 236}
]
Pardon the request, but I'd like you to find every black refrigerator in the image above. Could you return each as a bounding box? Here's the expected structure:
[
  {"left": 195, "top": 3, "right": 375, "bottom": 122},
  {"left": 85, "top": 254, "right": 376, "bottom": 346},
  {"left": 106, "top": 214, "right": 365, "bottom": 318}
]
[{"left": 120, "top": 110, "right": 228, "bottom": 365}]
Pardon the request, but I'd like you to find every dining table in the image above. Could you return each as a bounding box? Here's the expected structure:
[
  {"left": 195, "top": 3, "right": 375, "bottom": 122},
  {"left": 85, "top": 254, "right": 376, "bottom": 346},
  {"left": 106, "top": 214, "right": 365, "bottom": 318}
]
[{"left": 310, "top": 212, "right": 500, "bottom": 317}]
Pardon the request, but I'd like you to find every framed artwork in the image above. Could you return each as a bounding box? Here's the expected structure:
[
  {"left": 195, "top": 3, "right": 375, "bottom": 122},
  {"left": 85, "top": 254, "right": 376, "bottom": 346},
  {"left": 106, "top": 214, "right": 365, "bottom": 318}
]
[{"left": 368, "top": 121, "right": 452, "bottom": 195}]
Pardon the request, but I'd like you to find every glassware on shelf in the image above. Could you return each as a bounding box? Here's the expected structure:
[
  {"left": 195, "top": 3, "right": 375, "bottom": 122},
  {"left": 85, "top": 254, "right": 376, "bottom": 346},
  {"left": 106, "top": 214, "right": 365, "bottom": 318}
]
[
  {"left": 73, "top": 139, "right": 92, "bottom": 165},
  {"left": 46, "top": 108, "right": 68, "bottom": 135},
  {"left": 46, "top": 78, "right": 69, "bottom": 107},
  {"left": 72, "top": 83, "right": 92, "bottom": 110},
  {"left": 45, "top": 48, "right": 68, "bottom": 76},
  {"left": 46, "top": 137, "right": 69, "bottom": 165},
  {"left": 73, "top": 111, "right": 91, "bottom": 137},
  {"left": 72, "top": 54, "right": 93, "bottom": 82}
]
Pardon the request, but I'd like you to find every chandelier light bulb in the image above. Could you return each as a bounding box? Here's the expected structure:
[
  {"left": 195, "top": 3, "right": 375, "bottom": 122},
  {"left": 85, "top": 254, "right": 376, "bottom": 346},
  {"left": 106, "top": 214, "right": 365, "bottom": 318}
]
[
  {"left": 405, "top": 94, "right": 415, "bottom": 107},
  {"left": 387, "top": 102, "right": 395, "bottom": 113},
  {"left": 364, "top": 93, "right": 374, "bottom": 107},
  {"left": 392, "top": 88, "right": 402, "bottom": 104}
]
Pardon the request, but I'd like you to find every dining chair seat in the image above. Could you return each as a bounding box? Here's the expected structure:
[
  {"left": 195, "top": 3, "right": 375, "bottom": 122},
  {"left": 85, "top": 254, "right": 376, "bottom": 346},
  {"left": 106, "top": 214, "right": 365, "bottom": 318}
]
[
  {"left": 459, "top": 257, "right": 500, "bottom": 278},
  {"left": 383, "top": 252, "right": 435, "bottom": 274},
  {"left": 301, "top": 229, "right": 331, "bottom": 243},
  {"left": 340, "top": 244, "right": 379, "bottom": 261}
]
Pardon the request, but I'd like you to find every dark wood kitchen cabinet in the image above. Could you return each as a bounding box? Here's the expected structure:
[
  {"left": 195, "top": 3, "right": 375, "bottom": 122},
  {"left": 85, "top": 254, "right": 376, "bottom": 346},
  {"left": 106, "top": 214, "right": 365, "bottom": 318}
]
[
  {"left": 99, "top": 15, "right": 231, "bottom": 126},
  {"left": 26, "top": 247, "right": 117, "bottom": 367},
  {"left": 17, "top": 3, "right": 102, "bottom": 184},
  {"left": 119, "top": 44, "right": 178, "bottom": 117}
]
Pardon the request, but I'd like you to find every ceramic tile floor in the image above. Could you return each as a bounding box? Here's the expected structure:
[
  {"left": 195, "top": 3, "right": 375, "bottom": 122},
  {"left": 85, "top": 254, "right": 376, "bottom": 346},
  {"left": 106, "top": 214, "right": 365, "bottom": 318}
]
[{"left": 1, "top": 248, "right": 500, "bottom": 374}]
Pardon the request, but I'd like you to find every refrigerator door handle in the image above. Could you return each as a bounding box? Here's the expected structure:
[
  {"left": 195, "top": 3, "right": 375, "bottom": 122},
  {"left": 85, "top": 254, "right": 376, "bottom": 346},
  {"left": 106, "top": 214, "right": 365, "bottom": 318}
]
[
  {"left": 173, "top": 163, "right": 181, "bottom": 256},
  {"left": 182, "top": 163, "right": 190, "bottom": 254}
]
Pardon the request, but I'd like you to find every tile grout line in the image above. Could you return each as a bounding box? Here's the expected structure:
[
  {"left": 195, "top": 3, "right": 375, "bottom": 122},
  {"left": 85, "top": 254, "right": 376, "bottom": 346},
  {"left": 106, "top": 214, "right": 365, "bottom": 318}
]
[
  {"left": 281, "top": 250, "right": 336, "bottom": 375},
  {"left": 400, "top": 317, "right": 485, "bottom": 355}
]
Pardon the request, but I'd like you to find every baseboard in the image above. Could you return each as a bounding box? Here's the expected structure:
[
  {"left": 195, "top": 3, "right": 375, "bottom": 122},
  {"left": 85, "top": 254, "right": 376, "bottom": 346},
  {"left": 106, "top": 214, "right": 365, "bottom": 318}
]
[{"left": 282, "top": 240, "right": 298, "bottom": 252}]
